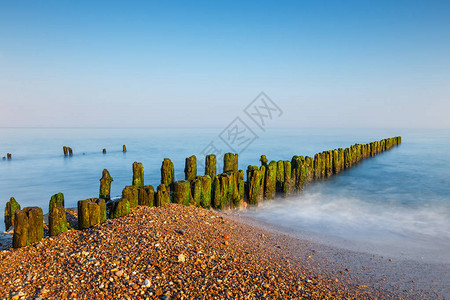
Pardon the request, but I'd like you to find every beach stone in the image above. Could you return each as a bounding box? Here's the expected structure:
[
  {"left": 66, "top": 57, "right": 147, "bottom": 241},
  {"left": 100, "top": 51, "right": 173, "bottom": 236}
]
[
  {"left": 4, "top": 197, "right": 20, "bottom": 231},
  {"left": 184, "top": 155, "right": 197, "bottom": 181},
  {"left": 155, "top": 184, "right": 170, "bottom": 207},
  {"left": 13, "top": 207, "right": 43, "bottom": 248},
  {"left": 191, "top": 175, "right": 212, "bottom": 209},
  {"left": 161, "top": 158, "right": 174, "bottom": 188},
  {"left": 264, "top": 161, "right": 277, "bottom": 199},
  {"left": 49, "top": 206, "right": 68, "bottom": 236},
  {"left": 99, "top": 169, "right": 113, "bottom": 200},
  {"left": 122, "top": 185, "right": 139, "bottom": 208},
  {"left": 77, "top": 198, "right": 106, "bottom": 230},
  {"left": 132, "top": 162, "right": 144, "bottom": 187},
  {"left": 112, "top": 198, "right": 130, "bottom": 219},
  {"left": 138, "top": 185, "right": 155, "bottom": 207},
  {"left": 223, "top": 153, "right": 238, "bottom": 173},
  {"left": 205, "top": 154, "right": 216, "bottom": 178},
  {"left": 173, "top": 181, "right": 192, "bottom": 205}
]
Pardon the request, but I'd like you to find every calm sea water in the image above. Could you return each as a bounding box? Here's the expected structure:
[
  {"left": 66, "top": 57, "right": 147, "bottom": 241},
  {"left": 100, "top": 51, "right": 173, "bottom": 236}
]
[{"left": 1, "top": 128, "right": 449, "bottom": 262}]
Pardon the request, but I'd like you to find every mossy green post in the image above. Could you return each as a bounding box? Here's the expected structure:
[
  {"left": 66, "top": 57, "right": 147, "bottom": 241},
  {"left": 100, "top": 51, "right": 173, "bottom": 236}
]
[
  {"left": 213, "top": 173, "right": 239, "bottom": 209},
  {"left": 173, "top": 180, "right": 192, "bottom": 205},
  {"left": 238, "top": 170, "right": 245, "bottom": 204},
  {"left": 282, "top": 161, "right": 292, "bottom": 197},
  {"left": 224, "top": 153, "right": 238, "bottom": 173},
  {"left": 122, "top": 185, "right": 139, "bottom": 208},
  {"left": 112, "top": 198, "right": 130, "bottom": 219},
  {"left": 77, "top": 198, "right": 106, "bottom": 230},
  {"left": 184, "top": 155, "right": 197, "bottom": 181},
  {"left": 247, "top": 166, "right": 263, "bottom": 205},
  {"left": 313, "top": 154, "right": 321, "bottom": 180},
  {"left": 161, "top": 158, "right": 174, "bottom": 188},
  {"left": 49, "top": 192, "right": 64, "bottom": 212},
  {"left": 191, "top": 175, "right": 212, "bottom": 208},
  {"left": 291, "top": 156, "right": 305, "bottom": 193},
  {"left": 260, "top": 155, "right": 268, "bottom": 167},
  {"left": 205, "top": 154, "right": 216, "bottom": 179},
  {"left": 99, "top": 169, "right": 113, "bottom": 200},
  {"left": 155, "top": 184, "right": 170, "bottom": 207},
  {"left": 5, "top": 197, "right": 20, "bottom": 230},
  {"left": 276, "top": 160, "right": 285, "bottom": 193},
  {"left": 49, "top": 206, "right": 68, "bottom": 236},
  {"left": 13, "top": 207, "right": 44, "bottom": 248},
  {"left": 132, "top": 162, "right": 144, "bottom": 187},
  {"left": 138, "top": 185, "right": 155, "bottom": 206}
]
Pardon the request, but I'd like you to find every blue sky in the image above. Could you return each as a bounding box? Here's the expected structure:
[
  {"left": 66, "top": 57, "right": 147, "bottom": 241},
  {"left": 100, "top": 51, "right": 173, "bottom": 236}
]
[{"left": 1, "top": 1, "right": 449, "bottom": 128}]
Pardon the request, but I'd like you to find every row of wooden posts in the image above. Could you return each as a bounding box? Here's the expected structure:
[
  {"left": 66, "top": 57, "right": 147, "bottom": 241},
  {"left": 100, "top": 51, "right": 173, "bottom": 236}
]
[
  {"left": 2, "top": 153, "right": 12, "bottom": 160},
  {"left": 63, "top": 145, "right": 127, "bottom": 156},
  {"left": 5, "top": 136, "right": 401, "bottom": 249}
]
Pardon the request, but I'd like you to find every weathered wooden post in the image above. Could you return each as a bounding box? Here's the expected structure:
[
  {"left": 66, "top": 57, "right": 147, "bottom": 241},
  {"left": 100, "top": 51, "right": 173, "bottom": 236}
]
[
  {"left": 63, "top": 146, "right": 68, "bottom": 157},
  {"left": 276, "top": 160, "right": 285, "bottom": 192},
  {"left": 138, "top": 185, "right": 155, "bottom": 206},
  {"left": 161, "top": 158, "right": 174, "bottom": 188},
  {"left": 155, "top": 184, "right": 170, "bottom": 207},
  {"left": 99, "top": 169, "right": 113, "bottom": 200},
  {"left": 123, "top": 145, "right": 127, "bottom": 152},
  {"left": 247, "top": 166, "right": 263, "bottom": 205},
  {"left": 192, "top": 175, "right": 212, "bottom": 208},
  {"left": 184, "top": 155, "right": 197, "bottom": 181},
  {"left": 13, "top": 207, "right": 44, "bottom": 248},
  {"left": 238, "top": 170, "right": 245, "bottom": 204},
  {"left": 77, "top": 198, "right": 106, "bottom": 230},
  {"left": 260, "top": 155, "right": 268, "bottom": 167},
  {"left": 132, "top": 162, "right": 144, "bottom": 187},
  {"left": 173, "top": 180, "right": 192, "bottom": 205},
  {"left": 282, "top": 161, "right": 292, "bottom": 197},
  {"left": 48, "top": 193, "right": 68, "bottom": 236},
  {"left": 122, "top": 185, "right": 139, "bottom": 208},
  {"left": 68, "top": 147, "right": 73, "bottom": 156},
  {"left": 4, "top": 197, "right": 20, "bottom": 230},
  {"left": 224, "top": 153, "right": 238, "bottom": 173},
  {"left": 264, "top": 161, "right": 277, "bottom": 199},
  {"left": 205, "top": 154, "right": 217, "bottom": 179},
  {"left": 112, "top": 198, "right": 130, "bottom": 218}
]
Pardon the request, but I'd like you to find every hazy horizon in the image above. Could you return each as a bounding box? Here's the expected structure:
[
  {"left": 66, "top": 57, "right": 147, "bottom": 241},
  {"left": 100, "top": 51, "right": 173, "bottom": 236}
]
[{"left": 1, "top": 1, "right": 449, "bottom": 129}]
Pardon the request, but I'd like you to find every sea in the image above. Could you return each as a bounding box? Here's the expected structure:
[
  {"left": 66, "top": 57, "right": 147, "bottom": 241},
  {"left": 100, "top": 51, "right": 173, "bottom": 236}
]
[{"left": 1, "top": 127, "right": 449, "bottom": 264}]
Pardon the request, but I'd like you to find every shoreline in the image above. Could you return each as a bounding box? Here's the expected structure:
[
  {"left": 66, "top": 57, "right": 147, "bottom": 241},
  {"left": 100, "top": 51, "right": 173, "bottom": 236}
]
[{"left": 1, "top": 204, "right": 446, "bottom": 299}]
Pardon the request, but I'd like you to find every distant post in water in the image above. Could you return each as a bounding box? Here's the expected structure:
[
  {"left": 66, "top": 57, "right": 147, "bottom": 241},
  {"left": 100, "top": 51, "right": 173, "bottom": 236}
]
[
  {"left": 161, "top": 158, "right": 175, "bottom": 188},
  {"left": 68, "top": 147, "right": 73, "bottom": 156},
  {"left": 123, "top": 144, "right": 127, "bottom": 152},
  {"left": 205, "top": 154, "right": 216, "bottom": 179},
  {"left": 102, "top": 148, "right": 106, "bottom": 154},
  {"left": 132, "top": 162, "right": 144, "bottom": 187},
  {"left": 63, "top": 146, "right": 68, "bottom": 157},
  {"left": 99, "top": 169, "right": 113, "bottom": 200},
  {"left": 4, "top": 197, "right": 20, "bottom": 231},
  {"left": 184, "top": 155, "right": 197, "bottom": 181},
  {"left": 13, "top": 207, "right": 44, "bottom": 248},
  {"left": 6, "top": 153, "right": 12, "bottom": 159}
]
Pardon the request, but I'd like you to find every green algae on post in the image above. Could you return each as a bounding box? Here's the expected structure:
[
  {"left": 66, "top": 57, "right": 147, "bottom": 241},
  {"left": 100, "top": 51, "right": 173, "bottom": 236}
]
[
  {"left": 155, "top": 184, "right": 171, "bottom": 207},
  {"left": 49, "top": 192, "right": 65, "bottom": 212},
  {"left": 205, "top": 154, "right": 217, "bottom": 179},
  {"left": 13, "top": 207, "right": 44, "bottom": 248},
  {"left": 122, "top": 185, "right": 139, "bottom": 208},
  {"left": 138, "top": 185, "right": 155, "bottom": 207},
  {"left": 77, "top": 198, "right": 106, "bottom": 230},
  {"left": 247, "top": 166, "right": 264, "bottom": 205},
  {"left": 191, "top": 175, "right": 212, "bottom": 209},
  {"left": 173, "top": 180, "right": 192, "bottom": 205},
  {"left": 5, "top": 197, "right": 20, "bottom": 231},
  {"left": 264, "top": 161, "right": 277, "bottom": 199},
  {"left": 223, "top": 153, "right": 238, "bottom": 173},
  {"left": 184, "top": 155, "right": 197, "bottom": 181},
  {"left": 161, "top": 158, "right": 175, "bottom": 188},
  {"left": 260, "top": 155, "right": 268, "bottom": 167},
  {"left": 112, "top": 198, "right": 130, "bottom": 219},
  {"left": 99, "top": 169, "right": 113, "bottom": 200},
  {"left": 132, "top": 162, "right": 144, "bottom": 187},
  {"left": 49, "top": 206, "right": 68, "bottom": 236}
]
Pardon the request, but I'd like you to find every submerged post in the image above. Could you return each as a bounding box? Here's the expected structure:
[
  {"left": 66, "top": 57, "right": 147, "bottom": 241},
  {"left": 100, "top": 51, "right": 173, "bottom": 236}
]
[{"left": 63, "top": 146, "right": 68, "bottom": 157}]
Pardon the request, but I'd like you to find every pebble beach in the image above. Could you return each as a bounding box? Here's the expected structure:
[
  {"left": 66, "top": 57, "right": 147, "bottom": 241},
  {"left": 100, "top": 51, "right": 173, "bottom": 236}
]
[{"left": 0, "top": 204, "right": 425, "bottom": 300}]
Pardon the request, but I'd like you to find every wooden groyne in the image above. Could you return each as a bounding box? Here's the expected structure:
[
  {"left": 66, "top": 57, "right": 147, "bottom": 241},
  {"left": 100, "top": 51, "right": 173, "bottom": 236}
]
[{"left": 5, "top": 136, "right": 401, "bottom": 248}]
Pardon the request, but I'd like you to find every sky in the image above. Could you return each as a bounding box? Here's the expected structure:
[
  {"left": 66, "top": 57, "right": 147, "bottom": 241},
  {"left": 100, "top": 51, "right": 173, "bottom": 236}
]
[{"left": 0, "top": 0, "right": 449, "bottom": 129}]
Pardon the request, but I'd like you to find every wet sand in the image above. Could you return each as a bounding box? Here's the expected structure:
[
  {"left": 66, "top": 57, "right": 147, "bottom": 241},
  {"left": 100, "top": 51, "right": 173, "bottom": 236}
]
[{"left": 0, "top": 204, "right": 446, "bottom": 299}]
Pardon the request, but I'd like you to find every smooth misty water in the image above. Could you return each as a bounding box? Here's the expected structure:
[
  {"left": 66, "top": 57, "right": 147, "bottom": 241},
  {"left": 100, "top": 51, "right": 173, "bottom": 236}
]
[{"left": 1, "top": 128, "right": 449, "bottom": 263}]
